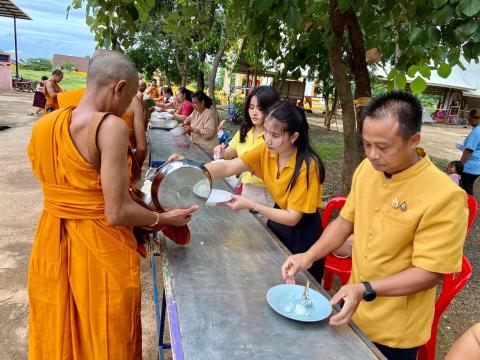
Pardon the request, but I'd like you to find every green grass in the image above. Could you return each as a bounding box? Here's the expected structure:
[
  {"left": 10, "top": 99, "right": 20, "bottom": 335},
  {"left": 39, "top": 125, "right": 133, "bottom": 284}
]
[
  {"left": 311, "top": 138, "right": 344, "bottom": 161},
  {"left": 430, "top": 155, "right": 449, "bottom": 171},
  {"left": 14, "top": 67, "right": 86, "bottom": 90}
]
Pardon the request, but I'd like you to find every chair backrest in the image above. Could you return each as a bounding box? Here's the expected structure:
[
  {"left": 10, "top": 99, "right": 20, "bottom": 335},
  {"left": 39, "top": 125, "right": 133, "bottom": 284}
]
[
  {"left": 467, "top": 194, "right": 477, "bottom": 234},
  {"left": 419, "top": 195, "right": 476, "bottom": 360},
  {"left": 419, "top": 256, "right": 473, "bottom": 360},
  {"left": 321, "top": 196, "right": 347, "bottom": 229}
]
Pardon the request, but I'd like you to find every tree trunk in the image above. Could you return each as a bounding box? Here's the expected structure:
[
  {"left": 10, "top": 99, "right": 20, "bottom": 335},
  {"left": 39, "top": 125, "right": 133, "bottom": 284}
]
[
  {"left": 325, "top": 90, "right": 337, "bottom": 130},
  {"left": 208, "top": 13, "right": 228, "bottom": 112},
  {"left": 197, "top": 51, "right": 206, "bottom": 91},
  {"left": 175, "top": 50, "right": 189, "bottom": 87},
  {"left": 278, "top": 67, "right": 289, "bottom": 99},
  {"left": 329, "top": 0, "right": 360, "bottom": 194},
  {"left": 344, "top": 8, "right": 371, "bottom": 163},
  {"left": 324, "top": 92, "right": 330, "bottom": 127}
]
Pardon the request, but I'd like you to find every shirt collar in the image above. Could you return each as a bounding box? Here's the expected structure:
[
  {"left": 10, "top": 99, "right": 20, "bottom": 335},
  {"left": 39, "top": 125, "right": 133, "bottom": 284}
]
[
  {"left": 248, "top": 127, "right": 264, "bottom": 140},
  {"left": 268, "top": 147, "right": 298, "bottom": 169},
  {"left": 383, "top": 152, "right": 431, "bottom": 182}
]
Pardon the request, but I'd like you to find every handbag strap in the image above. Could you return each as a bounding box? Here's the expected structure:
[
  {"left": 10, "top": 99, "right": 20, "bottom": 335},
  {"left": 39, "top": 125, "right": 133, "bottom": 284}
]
[{"left": 86, "top": 112, "right": 142, "bottom": 181}]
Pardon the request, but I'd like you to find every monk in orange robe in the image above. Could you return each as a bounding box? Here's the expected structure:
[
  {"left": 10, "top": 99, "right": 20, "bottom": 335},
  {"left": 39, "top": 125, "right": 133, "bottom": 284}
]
[
  {"left": 145, "top": 79, "right": 161, "bottom": 101},
  {"left": 123, "top": 96, "right": 147, "bottom": 168},
  {"left": 44, "top": 69, "right": 64, "bottom": 112},
  {"left": 27, "top": 50, "right": 198, "bottom": 360}
]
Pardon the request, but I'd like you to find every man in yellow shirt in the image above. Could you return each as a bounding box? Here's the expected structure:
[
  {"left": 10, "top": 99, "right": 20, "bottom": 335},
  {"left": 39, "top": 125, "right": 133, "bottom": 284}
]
[{"left": 282, "top": 91, "right": 468, "bottom": 360}]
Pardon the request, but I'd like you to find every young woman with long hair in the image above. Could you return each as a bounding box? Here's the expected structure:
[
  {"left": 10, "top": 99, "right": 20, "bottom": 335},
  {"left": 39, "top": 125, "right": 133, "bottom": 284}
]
[
  {"left": 214, "top": 86, "right": 279, "bottom": 210},
  {"left": 170, "top": 101, "right": 326, "bottom": 282}
]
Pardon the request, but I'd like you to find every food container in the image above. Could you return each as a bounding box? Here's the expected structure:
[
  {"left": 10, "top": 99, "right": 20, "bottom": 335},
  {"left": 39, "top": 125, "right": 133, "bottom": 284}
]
[
  {"left": 137, "top": 159, "right": 212, "bottom": 211},
  {"left": 170, "top": 126, "right": 186, "bottom": 136},
  {"left": 149, "top": 118, "right": 178, "bottom": 130}
]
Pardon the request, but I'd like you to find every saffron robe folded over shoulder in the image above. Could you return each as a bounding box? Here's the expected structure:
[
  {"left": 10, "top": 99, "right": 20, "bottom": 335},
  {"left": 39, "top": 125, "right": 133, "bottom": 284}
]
[{"left": 27, "top": 107, "right": 142, "bottom": 360}]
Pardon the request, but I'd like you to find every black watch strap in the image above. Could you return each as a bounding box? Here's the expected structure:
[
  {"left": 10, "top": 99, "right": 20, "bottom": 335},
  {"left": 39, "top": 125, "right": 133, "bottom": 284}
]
[{"left": 361, "top": 281, "right": 377, "bottom": 302}]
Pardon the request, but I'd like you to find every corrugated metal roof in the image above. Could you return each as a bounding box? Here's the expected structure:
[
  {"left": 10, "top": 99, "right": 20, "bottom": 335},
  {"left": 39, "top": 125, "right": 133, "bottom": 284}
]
[
  {"left": 375, "top": 58, "right": 480, "bottom": 97},
  {"left": 429, "top": 59, "right": 480, "bottom": 94},
  {"left": 0, "top": 0, "right": 31, "bottom": 20}
]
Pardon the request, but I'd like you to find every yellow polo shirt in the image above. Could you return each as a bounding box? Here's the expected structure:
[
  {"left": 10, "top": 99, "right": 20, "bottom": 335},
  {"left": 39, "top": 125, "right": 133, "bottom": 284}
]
[
  {"left": 340, "top": 155, "right": 467, "bottom": 348},
  {"left": 228, "top": 128, "right": 265, "bottom": 186},
  {"left": 240, "top": 142, "right": 323, "bottom": 212}
]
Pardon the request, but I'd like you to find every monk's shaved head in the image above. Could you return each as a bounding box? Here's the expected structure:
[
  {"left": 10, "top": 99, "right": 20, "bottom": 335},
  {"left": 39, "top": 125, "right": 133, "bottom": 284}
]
[
  {"left": 87, "top": 50, "right": 138, "bottom": 88},
  {"left": 138, "top": 80, "right": 147, "bottom": 92}
]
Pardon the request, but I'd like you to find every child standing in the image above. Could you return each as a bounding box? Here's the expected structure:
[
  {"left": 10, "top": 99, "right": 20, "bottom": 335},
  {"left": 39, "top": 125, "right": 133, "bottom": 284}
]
[
  {"left": 447, "top": 160, "right": 463, "bottom": 186},
  {"left": 31, "top": 76, "right": 48, "bottom": 118}
]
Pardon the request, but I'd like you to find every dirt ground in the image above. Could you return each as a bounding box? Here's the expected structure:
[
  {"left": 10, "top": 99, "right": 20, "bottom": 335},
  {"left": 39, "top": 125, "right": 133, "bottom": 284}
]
[
  {"left": 0, "top": 90, "right": 477, "bottom": 359},
  {"left": 306, "top": 113, "right": 470, "bottom": 162}
]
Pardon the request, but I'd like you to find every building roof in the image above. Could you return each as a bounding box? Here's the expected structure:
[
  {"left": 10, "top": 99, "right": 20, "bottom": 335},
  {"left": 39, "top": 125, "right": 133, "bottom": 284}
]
[
  {"left": 375, "top": 58, "right": 480, "bottom": 99},
  {"left": 0, "top": 0, "right": 31, "bottom": 20},
  {"left": 428, "top": 59, "right": 480, "bottom": 96},
  {"left": 52, "top": 54, "right": 89, "bottom": 72}
]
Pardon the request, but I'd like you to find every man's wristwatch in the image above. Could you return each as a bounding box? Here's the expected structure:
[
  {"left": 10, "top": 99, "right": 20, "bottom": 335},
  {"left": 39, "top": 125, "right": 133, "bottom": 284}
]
[
  {"left": 361, "top": 281, "right": 376, "bottom": 302},
  {"left": 249, "top": 202, "right": 259, "bottom": 215}
]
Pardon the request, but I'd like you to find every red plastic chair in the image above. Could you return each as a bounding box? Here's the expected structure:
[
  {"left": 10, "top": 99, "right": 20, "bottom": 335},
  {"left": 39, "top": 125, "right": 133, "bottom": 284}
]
[
  {"left": 467, "top": 194, "right": 478, "bottom": 233},
  {"left": 418, "top": 194, "right": 477, "bottom": 360},
  {"left": 321, "top": 196, "right": 350, "bottom": 291}
]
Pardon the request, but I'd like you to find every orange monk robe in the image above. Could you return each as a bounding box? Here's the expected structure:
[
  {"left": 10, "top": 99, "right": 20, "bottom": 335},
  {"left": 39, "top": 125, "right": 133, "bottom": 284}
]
[
  {"left": 57, "top": 87, "right": 86, "bottom": 108},
  {"left": 44, "top": 79, "right": 62, "bottom": 111},
  {"left": 122, "top": 111, "right": 136, "bottom": 149},
  {"left": 148, "top": 87, "right": 159, "bottom": 99},
  {"left": 28, "top": 107, "right": 142, "bottom": 360}
]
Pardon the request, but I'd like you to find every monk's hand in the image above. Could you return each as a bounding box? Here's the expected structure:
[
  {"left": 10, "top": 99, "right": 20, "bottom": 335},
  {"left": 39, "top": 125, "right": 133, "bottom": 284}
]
[
  {"left": 281, "top": 253, "right": 314, "bottom": 284},
  {"left": 167, "top": 153, "right": 185, "bottom": 162},
  {"left": 220, "top": 195, "right": 251, "bottom": 211},
  {"left": 328, "top": 283, "right": 364, "bottom": 326},
  {"left": 162, "top": 205, "right": 199, "bottom": 226}
]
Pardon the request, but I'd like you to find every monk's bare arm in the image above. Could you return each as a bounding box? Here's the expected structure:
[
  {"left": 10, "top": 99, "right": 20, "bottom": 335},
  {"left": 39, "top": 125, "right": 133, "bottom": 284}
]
[
  {"left": 97, "top": 115, "right": 197, "bottom": 227},
  {"left": 45, "top": 81, "right": 56, "bottom": 98},
  {"left": 132, "top": 97, "right": 147, "bottom": 167}
]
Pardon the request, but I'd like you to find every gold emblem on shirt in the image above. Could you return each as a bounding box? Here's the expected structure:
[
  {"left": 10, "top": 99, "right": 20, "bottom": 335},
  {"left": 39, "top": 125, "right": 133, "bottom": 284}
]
[
  {"left": 391, "top": 198, "right": 399, "bottom": 209},
  {"left": 392, "top": 198, "right": 407, "bottom": 212}
]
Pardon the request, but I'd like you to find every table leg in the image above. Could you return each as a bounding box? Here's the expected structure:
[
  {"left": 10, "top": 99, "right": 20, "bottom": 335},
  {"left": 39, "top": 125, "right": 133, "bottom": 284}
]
[{"left": 150, "top": 251, "right": 171, "bottom": 360}]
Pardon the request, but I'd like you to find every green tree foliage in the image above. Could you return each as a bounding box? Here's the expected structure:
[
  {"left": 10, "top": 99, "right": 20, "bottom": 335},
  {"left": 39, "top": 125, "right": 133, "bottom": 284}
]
[
  {"left": 23, "top": 58, "right": 52, "bottom": 71},
  {"left": 61, "top": 61, "right": 77, "bottom": 72},
  {"left": 233, "top": 0, "right": 480, "bottom": 190},
  {"left": 69, "top": 0, "right": 156, "bottom": 50},
  {"left": 73, "top": 0, "right": 242, "bottom": 97}
]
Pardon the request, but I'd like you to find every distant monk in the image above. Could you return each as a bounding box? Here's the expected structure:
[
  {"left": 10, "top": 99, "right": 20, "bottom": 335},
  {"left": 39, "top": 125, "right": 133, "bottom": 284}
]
[
  {"left": 137, "top": 80, "right": 150, "bottom": 127},
  {"left": 123, "top": 95, "right": 148, "bottom": 169},
  {"left": 27, "top": 50, "right": 198, "bottom": 360},
  {"left": 44, "top": 69, "right": 64, "bottom": 112},
  {"left": 145, "top": 79, "right": 160, "bottom": 100},
  {"left": 137, "top": 79, "right": 147, "bottom": 100}
]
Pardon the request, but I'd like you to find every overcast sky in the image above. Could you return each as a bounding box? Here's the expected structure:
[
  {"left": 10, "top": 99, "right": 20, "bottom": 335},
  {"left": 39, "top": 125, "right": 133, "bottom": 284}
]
[{"left": 0, "top": 0, "right": 97, "bottom": 60}]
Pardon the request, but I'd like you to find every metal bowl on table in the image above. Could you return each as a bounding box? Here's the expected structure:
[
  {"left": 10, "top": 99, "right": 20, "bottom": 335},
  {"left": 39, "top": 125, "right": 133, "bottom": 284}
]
[{"left": 138, "top": 159, "right": 212, "bottom": 211}]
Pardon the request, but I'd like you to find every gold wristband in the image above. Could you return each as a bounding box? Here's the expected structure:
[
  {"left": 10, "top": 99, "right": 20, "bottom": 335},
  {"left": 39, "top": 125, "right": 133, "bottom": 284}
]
[{"left": 149, "top": 211, "right": 160, "bottom": 227}]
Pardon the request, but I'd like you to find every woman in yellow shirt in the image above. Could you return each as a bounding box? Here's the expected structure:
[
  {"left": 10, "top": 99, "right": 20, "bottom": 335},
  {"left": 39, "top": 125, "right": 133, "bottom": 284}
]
[
  {"left": 214, "top": 86, "right": 279, "bottom": 209},
  {"left": 170, "top": 102, "right": 326, "bottom": 282}
]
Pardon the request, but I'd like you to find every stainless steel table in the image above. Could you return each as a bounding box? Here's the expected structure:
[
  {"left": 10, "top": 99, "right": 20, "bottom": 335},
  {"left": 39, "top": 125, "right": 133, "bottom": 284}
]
[{"left": 147, "top": 129, "right": 384, "bottom": 360}]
